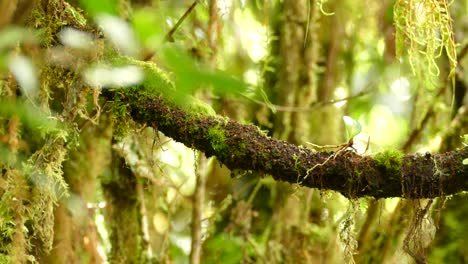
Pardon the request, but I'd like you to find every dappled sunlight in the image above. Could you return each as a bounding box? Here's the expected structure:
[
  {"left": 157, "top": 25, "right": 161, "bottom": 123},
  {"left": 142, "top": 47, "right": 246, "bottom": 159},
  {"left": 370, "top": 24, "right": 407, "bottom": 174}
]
[
  {"left": 367, "top": 104, "right": 408, "bottom": 148},
  {"left": 233, "top": 9, "right": 267, "bottom": 63},
  {"left": 391, "top": 77, "right": 411, "bottom": 101}
]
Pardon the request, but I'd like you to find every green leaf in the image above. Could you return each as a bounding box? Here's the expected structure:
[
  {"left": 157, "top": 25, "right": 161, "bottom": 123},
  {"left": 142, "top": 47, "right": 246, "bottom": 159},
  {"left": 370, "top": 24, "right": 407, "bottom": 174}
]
[
  {"left": 160, "top": 45, "right": 247, "bottom": 100},
  {"left": 463, "top": 158, "right": 468, "bottom": 165},
  {"left": 203, "top": 233, "right": 244, "bottom": 264},
  {"left": 96, "top": 15, "right": 140, "bottom": 57},
  {"left": 0, "top": 27, "right": 36, "bottom": 51},
  {"left": 8, "top": 55, "right": 38, "bottom": 97},
  {"left": 132, "top": 9, "right": 165, "bottom": 48},
  {"left": 199, "top": 69, "right": 247, "bottom": 95},
  {"left": 79, "top": 0, "right": 117, "bottom": 16},
  {"left": 0, "top": 100, "right": 58, "bottom": 134},
  {"left": 343, "top": 115, "right": 362, "bottom": 140}
]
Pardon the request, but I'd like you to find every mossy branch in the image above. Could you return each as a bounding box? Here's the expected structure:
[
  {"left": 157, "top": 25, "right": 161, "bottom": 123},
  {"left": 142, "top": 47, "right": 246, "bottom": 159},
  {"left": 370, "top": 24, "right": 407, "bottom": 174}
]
[{"left": 103, "top": 86, "right": 468, "bottom": 199}]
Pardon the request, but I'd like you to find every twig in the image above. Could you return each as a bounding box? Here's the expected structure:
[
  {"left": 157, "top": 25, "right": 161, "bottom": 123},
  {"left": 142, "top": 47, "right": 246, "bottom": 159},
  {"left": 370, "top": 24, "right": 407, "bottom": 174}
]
[
  {"left": 165, "top": 0, "right": 199, "bottom": 42},
  {"left": 244, "top": 90, "right": 370, "bottom": 112},
  {"left": 402, "top": 84, "right": 445, "bottom": 152},
  {"left": 207, "top": 0, "right": 220, "bottom": 64},
  {"left": 303, "top": 138, "right": 355, "bottom": 182},
  {"left": 190, "top": 152, "right": 206, "bottom": 264},
  {"left": 136, "top": 179, "right": 153, "bottom": 260}
]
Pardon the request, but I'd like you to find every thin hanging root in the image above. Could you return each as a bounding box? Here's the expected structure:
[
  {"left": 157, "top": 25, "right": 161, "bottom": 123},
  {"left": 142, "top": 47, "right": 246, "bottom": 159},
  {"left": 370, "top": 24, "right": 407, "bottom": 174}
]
[
  {"left": 306, "top": 138, "right": 353, "bottom": 151},
  {"left": 302, "top": 139, "right": 355, "bottom": 182}
]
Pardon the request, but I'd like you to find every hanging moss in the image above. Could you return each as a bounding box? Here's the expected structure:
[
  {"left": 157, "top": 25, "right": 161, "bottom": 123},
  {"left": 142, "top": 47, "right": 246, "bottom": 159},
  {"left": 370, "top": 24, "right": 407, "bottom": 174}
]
[
  {"left": 394, "top": 0, "right": 457, "bottom": 85},
  {"left": 0, "top": 0, "right": 99, "bottom": 261}
]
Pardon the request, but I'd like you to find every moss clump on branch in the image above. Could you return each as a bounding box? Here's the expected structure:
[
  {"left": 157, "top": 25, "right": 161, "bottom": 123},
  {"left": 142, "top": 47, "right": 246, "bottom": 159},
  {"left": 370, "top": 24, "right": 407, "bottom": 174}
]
[
  {"left": 373, "top": 150, "right": 404, "bottom": 176},
  {"left": 207, "top": 126, "right": 227, "bottom": 153},
  {"left": 105, "top": 55, "right": 219, "bottom": 137}
]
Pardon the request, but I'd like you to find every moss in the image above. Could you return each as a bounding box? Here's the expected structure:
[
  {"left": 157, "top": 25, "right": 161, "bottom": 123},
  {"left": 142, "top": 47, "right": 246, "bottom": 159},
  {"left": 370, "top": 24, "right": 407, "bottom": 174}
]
[
  {"left": 237, "top": 142, "right": 246, "bottom": 153},
  {"left": 107, "top": 55, "right": 217, "bottom": 136},
  {"left": 30, "top": 0, "right": 87, "bottom": 46},
  {"left": 271, "top": 150, "right": 281, "bottom": 158},
  {"left": 0, "top": 2, "right": 92, "bottom": 260},
  {"left": 354, "top": 169, "right": 363, "bottom": 178},
  {"left": 109, "top": 56, "right": 173, "bottom": 96},
  {"left": 105, "top": 55, "right": 175, "bottom": 136},
  {"left": 186, "top": 99, "right": 216, "bottom": 116},
  {"left": 293, "top": 154, "right": 301, "bottom": 170},
  {"left": 109, "top": 94, "right": 132, "bottom": 137},
  {"left": 207, "top": 126, "right": 228, "bottom": 156},
  {"left": 225, "top": 140, "right": 247, "bottom": 162},
  {"left": 373, "top": 150, "right": 404, "bottom": 175}
]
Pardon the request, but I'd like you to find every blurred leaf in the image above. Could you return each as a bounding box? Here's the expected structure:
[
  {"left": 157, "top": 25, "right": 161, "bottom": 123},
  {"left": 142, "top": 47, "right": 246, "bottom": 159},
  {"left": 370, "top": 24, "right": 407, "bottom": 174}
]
[
  {"left": 169, "top": 243, "right": 188, "bottom": 264},
  {"left": 161, "top": 46, "right": 247, "bottom": 101},
  {"left": 58, "top": 27, "right": 93, "bottom": 50},
  {"left": 8, "top": 55, "right": 38, "bottom": 97},
  {"left": 463, "top": 158, "right": 468, "bottom": 165},
  {"left": 204, "top": 233, "right": 244, "bottom": 264},
  {"left": 343, "top": 115, "right": 362, "bottom": 140},
  {"left": 199, "top": 70, "right": 247, "bottom": 95},
  {"left": 161, "top": 45, "right": 198, "bottom": 94},
  {"left": 0, "top": 145, "right": 19, "bottom": 167},
  {"left": 132, "top": 9, "right": 165, "bottom": 48},
  {"left": 79, "top": 0, "right": 117, "bottom": 16},
  {"left": 83, "top": 64, "right": 144, "bottom": 88},
  {"left": 0, "top": 100, "right": 58, "bottom": 134},
  {"left": 0, "top": 27, "right": 36, "bottom": 51},
  {"left": 0, "top": 27, "right": 37, "bottom": 71},
  {"left": 97, "top": 15, "right": 140, "bottom": 57}
]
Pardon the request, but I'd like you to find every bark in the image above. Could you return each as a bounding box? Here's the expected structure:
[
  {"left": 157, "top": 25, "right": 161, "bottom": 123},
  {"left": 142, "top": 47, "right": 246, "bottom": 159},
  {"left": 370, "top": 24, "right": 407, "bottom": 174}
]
[{"left": 104, "top": 88, "right": 468, "bottom": 199}]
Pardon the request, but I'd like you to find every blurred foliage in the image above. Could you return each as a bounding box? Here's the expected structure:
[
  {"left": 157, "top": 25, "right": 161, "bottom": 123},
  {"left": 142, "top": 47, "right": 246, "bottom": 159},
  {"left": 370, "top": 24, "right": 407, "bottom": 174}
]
[{"left": 79, "top": 0, "right": 118, "bottom": 16}]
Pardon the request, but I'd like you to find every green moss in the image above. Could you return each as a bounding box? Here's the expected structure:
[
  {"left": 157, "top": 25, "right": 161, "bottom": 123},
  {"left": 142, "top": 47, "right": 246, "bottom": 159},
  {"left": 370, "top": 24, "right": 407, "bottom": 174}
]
[
  {"left": 354, "top": 169, "right": 363, "bottom": 178},
  {"left": 373, "top": 150, "right": 404, "bottom": 174},
  {"left": 108, "top": 55, "right": 217, "bottom": 128},
  {"left": 293, "top": 154, "right": 301, "bottom": 170},
  {"left": 109, "top": 94, "right": 132, "bottom": 137},
  {"left": 238, "top": 142, "right": 246, "bottom": 151},
  {"left": 110, "top": 56, "right": 173, "bottom": 96},
  {"left": 186, "top": 99, "right": 216, "bottom": 116},
  {"left": 207, "top": 126, "right": 228, "bottom": 155},
  {"left": 105, "top": 55, "right": 174, "bottom": 136}
]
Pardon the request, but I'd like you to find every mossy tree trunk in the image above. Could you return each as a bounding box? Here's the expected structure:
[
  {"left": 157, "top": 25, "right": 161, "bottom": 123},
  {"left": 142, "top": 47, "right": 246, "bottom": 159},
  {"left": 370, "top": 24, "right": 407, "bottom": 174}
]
[
  {"left": 262, "top": 1, "right": 344, "bottom": 262},
  {"left": 44, "top": 122, "right": 112, "bottom": 264},
  {"left": 101, "top": 143, "right": 144, "bottom": 264}
]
